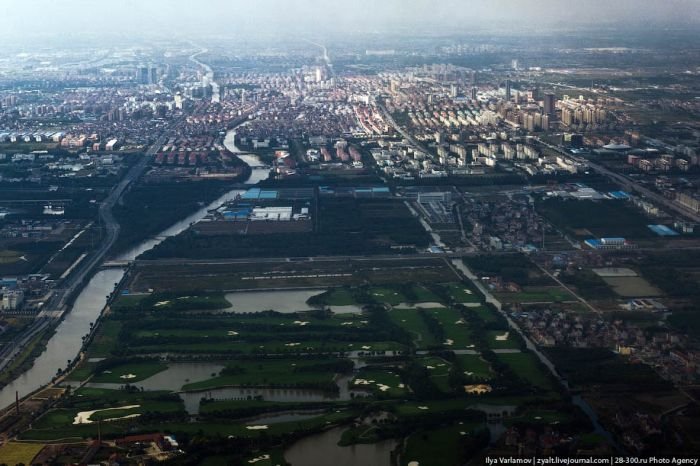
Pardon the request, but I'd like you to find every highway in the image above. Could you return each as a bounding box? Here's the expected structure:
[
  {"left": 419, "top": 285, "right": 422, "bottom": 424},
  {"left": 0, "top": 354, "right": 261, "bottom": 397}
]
[{"left": 536, "top": 138, "right": 700, "bottom": 223}]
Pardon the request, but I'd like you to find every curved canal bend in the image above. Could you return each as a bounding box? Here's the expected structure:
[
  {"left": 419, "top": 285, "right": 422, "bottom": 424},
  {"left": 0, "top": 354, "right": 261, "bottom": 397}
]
[{"left": 0, "top": 129, "right": 267, "bottom": 410}]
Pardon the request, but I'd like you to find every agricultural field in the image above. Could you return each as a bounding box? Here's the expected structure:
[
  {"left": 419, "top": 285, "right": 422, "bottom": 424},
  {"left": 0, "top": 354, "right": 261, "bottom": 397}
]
[
  {"left": 0, "top": 442, "right": 45, "bottom": 465},
  {"left": 494, "top": 286, "right": 575, "bottom": 304},
  {"left": 599, "top": 276, "right": 662, "bottom": 297},
  {"left": 141, "top": 197, "right": 431, "bottom": 260},
  {"left": 536, "top": 197, "right": 655, "bottom": 239}
]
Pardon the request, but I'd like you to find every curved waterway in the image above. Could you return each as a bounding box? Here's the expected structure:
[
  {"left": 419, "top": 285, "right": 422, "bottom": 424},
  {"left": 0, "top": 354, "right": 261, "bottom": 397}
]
[{"left": 0, "top": 127, "right": 268, "bottom": 410}]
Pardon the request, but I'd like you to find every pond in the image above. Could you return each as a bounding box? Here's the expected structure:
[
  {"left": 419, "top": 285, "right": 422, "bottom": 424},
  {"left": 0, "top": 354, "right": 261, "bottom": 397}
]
[
  {"left": 224, "top": 289, "right": 363, "bottom": 314},
  {"left": 284, "top": 426, "right": 398, "bottom": 466}
]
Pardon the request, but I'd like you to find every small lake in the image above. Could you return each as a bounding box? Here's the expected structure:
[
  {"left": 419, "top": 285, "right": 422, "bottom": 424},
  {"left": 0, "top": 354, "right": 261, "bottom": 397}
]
[
  {"left": 224, "top": 289, "right": 363, "bottom": 314},
  {"left": 85, "top": 362, "right": 226, "bottom": 392},
  {"left": 284, "top": 426, "right": 397, "bottom": 466}
]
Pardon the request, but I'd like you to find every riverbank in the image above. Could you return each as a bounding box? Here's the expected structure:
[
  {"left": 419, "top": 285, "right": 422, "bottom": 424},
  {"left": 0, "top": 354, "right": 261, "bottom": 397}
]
[{"left": 0, "top": 127, "right": 267, "bottom": 412}]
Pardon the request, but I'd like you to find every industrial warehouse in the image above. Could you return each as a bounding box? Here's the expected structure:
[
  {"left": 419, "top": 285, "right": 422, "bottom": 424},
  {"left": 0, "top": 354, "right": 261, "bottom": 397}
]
[{"left": 192, "top": 187, "right": 314, "bottom": 235}]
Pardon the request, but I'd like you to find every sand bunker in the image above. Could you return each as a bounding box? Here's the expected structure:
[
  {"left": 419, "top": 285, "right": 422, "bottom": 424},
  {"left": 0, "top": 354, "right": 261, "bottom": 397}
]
[
  {"left": 74, "top": 405, "right": 140, "bottom": 425},
  {"left": 248, "top": 455, "right": 271, "bottom": 464},
  {"left": 495, "top": 332, "right": 510, "bottom": 341}
]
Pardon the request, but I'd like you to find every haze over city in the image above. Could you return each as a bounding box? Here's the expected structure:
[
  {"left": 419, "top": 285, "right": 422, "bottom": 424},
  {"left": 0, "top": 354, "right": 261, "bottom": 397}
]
[{"left": 1, "top": 0, "right": 700, "bottom": 39}]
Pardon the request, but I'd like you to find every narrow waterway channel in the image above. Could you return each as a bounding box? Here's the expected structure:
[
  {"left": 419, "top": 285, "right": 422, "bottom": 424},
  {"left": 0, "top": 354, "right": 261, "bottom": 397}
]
[{"left": 0, "top": 127, "right": 266, "bottom": 410}]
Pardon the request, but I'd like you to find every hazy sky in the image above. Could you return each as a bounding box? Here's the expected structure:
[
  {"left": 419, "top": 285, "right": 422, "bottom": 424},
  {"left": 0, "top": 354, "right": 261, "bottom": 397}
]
[{"left": 2, "top": 0, "right": 699, "bottom": 38}]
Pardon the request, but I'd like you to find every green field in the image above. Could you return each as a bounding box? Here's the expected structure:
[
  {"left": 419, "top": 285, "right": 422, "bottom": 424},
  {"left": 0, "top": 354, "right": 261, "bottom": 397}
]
[
  {"left": 403, "top": 423, "right": 485, "bottom": 466},
  {"left": 313, "top": 288, "right": 358, "bottom": 305},
  {"left": 0, "top": 442, "right": 45, "bottom": 465},
  {"left": 495, "top": 287, "right": 574, "bottom": 303},
  {"left": 351, "top": 368, "right": 407, "bottom": 397},
  {"left": 444, "top": 283, "right": 481, "bottom": 303},
  {"left": 417, "top": 356, "right": 453, "bottom": 393},
  {"left": 29, "top": 388, "right": 185, "bottom": 437},
  {"left": 471, "top": 305, "right": 499, "bottom": 323},
  {"left": 506, "top": 408, "right": 572, "bottom": 425},
  {"left": 537, "top": 197, "right": 654, "bottom": 239},
  {"left": 0, "top": 249, "right": 23, "bottom": 264},
  {"left": 91, "top": 360, "right": 168, "bottom": 383},
  {"left": 182, "top": 358, "right": 347, "bottom": 391},
  {"left": 114, "top": 293, "right": 232, "bottom": 312},
  {"left": 456, "top": 354, "right": 493, "bottom": 380},
  {"left": 424, "top": 308, "right": 474, "bottom": 348},
  {"left": 369, "top": 286, "right": 407, "bottom": 305},
  {"left": 88, "top": 320, "right": 122, "bottom": 357},
  {"left": 496, "top": 353, "right": 555, "bottom": 390},
  {"left": 389, "top": 308, "right": 439, "bottom": 348}
]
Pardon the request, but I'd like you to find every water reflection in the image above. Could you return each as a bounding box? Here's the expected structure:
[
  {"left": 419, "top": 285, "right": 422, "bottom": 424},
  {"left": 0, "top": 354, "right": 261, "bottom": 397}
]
[{"left": 285, "top": 426, "right": 397, "bottom": 466}]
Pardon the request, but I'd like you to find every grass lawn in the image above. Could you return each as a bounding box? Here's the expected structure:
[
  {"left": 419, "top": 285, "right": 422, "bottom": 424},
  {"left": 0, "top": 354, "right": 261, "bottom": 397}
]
[
  {"left": 444, "top": 283, "right": 481, "bottom": 303},
  {"left": 313, "top": 288, "right": 357, "bottom": 306},
  {"left": 113, "top": 293, "right": 231, "bottom": 312},
  {"left": 111, "top": 294, "right": 149, "bottom": 310},
  {"left": 410, "top": 284, "right": 442, "bottom": 303},
  {"left": 143, "top": 410, "right": 358, "bottom": 438},
  {"left": 91, "top": 361, "right": 168, "bottom": 383},
  {"left": 417, "top": 356, "right": 452, "bottom": 393},
  {"left": 424, "top": 308, "right": 474, "bottom": 348},
  {"left": 88, "top": 319, "right": 122, "bottom": 357},
  {"left": 369, "top": 287, "right": 406, "bottom": 306},
  {"left": 389, "top": 308, "right": 439, "bottom": 348},
  {"left": 0, "top": 442, "right": 45, "bottom": 464},
  {"left": 496, "top": 287, "right": 574, "bottom": 303},
  {"left": 471, "top": 305, "right": 499, "bottom": 323},
  {"left": 182, "top": 358, "right": 342, "bottom": 391},
  {"left": 496, "top": 353, "right": 555, "bottom": 390},
  {"left": 351, "top": 368, "right": 407, "bottom": 397},
  {"left": 456, "top": 354, "right": 493, "bottom": 380},
  {"left": 403, "top": 422, "right": 484, "bottom": 466},
  {"left": 132, "top": 340, "right": 404, "bottom": 355},
  {"left": 65, "top": 361, "right": 97, "bottom": 382},
  {"left": 396, "top": 399, "right": 474, "bottom": 416},
  {"left": 506, "top": 408, "right": 571, "bottom": 425},
  {"left": 33, "top": 397, "right": 184, "bottom": 431}
]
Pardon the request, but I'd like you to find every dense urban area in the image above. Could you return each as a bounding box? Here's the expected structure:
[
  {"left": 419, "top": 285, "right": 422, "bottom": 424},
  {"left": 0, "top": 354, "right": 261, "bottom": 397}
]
[{"left": 0, "top": 12, "right": 699, "bottom": 466}]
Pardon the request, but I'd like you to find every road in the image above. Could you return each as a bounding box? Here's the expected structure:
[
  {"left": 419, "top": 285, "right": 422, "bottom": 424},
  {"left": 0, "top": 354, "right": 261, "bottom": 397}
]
[
  {"left": 0, "top": 135, "right": 165, "bottom": 375},
  {"left": 536, "top": 138, "right": 700, "bottom": 223},
  {"left": 376, "top": 101, "right": 433, "bottom": 156}
]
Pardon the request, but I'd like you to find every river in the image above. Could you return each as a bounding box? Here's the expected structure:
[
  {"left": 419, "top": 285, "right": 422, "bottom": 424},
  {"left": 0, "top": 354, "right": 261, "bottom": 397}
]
[{"left": 0, "top": 127, "right": 268, "bottom": 410}]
